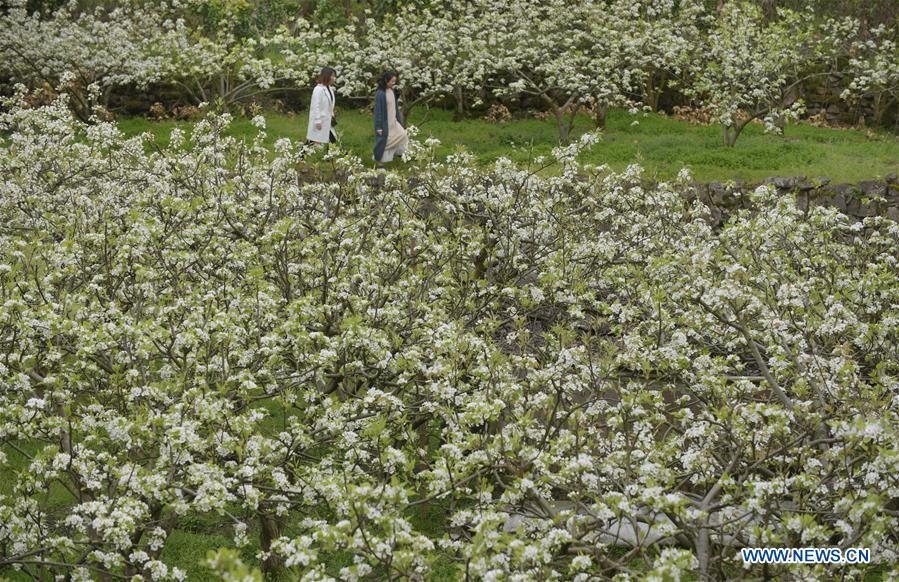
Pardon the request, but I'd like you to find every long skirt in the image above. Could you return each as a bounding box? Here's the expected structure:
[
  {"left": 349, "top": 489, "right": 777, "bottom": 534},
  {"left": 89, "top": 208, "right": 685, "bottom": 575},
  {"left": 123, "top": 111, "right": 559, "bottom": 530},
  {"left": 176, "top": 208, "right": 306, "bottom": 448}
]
[{"left": 378, "top": 141, "right": 407, "bottom": 162}]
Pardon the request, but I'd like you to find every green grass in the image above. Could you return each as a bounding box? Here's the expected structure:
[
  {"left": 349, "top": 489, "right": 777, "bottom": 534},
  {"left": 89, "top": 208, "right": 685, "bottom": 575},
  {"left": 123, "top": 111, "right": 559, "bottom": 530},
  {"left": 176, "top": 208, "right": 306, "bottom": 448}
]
[
  {"left": 160, "top": 529, "right": 238, "bottom": 579},
  {"left": 114, "top": 107, "right": 899, "bottom": 183}
]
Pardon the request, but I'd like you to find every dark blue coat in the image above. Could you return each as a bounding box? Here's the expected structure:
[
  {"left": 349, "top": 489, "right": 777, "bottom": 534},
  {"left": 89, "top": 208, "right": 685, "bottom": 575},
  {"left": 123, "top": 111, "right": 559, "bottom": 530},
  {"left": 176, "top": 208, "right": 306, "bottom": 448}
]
[{"left": 373, "top": 89, "right": 404, "bottom": 162}]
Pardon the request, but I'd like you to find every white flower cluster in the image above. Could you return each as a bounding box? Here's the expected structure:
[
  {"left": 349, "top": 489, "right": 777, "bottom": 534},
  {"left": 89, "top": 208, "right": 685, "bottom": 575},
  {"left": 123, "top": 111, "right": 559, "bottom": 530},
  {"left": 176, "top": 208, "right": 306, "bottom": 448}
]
[{"left": 3, "top": 0, "right": 891, "bottom": 144}]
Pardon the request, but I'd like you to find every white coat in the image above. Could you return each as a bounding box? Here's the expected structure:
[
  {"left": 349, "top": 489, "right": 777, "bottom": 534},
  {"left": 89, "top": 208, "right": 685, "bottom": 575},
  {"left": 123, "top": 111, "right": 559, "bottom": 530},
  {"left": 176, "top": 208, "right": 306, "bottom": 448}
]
[{"left": 306, "top": 84, "right": 336, "bottom": 143}]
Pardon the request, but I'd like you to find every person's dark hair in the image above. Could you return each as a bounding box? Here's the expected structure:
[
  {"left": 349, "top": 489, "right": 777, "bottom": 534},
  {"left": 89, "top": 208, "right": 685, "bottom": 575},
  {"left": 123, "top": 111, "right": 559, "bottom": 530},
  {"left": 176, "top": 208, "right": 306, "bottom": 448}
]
[
  {"left": 317, "top": 67, "right": 337, "bottom": 86},
  {"left": 377, "top": 70, "right": 399, "bottom": 91}
]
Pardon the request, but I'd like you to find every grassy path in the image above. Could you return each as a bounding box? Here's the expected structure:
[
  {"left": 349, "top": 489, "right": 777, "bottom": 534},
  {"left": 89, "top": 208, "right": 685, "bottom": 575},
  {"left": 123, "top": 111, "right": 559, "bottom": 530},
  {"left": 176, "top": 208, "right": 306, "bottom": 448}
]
[{"left": 116, "top": 107, "right": 899, "bottom": 183}]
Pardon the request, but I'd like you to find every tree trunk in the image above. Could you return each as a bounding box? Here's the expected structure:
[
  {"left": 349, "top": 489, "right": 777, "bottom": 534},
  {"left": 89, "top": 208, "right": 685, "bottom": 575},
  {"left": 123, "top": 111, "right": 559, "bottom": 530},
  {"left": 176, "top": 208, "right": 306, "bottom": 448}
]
[
  {"left": 553, "top": 105, "right": 570, "bottom": 144},
  {"left": 593, "top": 101, "right": 609, "bottom": 129},
  {"left": 218, "top": 73, "right": 227, "bottom": 110},
  {"left": 723, "top": 123, "right": 744, "bottom": 147},
  {"left": 418, "top": 416, "right": 430, "bottom": 520},
  {"left": 400, "top": 88, "right": 415, "bottom": 121},
  {"left": 259, "top": 514, "right": 285, "bottom": 576},
  {"left": 872, "top": 92, "right": 886, "bottom": 126},
  {"left": 539, "top": 92, "right": 577, "bottom": 144},
  {"left": 697, "top": 524, "right": 711, "bottom": 580},
  {"left": 69, "top": 91, "right": 91, "bottom": 123},
  {"left": 645, "top": 71, "right": 666, "bottom": 111},
  {"left": 453, "top": 86, "right": 465, "bottom": 121}
]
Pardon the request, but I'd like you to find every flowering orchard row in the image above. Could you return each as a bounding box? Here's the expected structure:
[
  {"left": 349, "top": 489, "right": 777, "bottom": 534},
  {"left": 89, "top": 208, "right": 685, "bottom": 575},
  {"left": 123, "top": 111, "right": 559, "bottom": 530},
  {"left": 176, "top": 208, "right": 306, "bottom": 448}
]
[
  {"left": 1, "top": 0, "right": 896, "bottom": 145},
  {"left": 0, "top": 89, "right": 897, "bottom": 580}
]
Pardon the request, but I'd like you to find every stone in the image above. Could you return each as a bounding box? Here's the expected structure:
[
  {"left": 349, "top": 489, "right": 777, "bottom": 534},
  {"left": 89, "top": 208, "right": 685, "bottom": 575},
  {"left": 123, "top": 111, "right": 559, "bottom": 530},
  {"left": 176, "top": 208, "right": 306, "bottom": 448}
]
[
  {"left": 858, "top": 180, "right": 887, "bottom": 198},
  {"left": 821, "top": 184, "right": 856, "bottom": 213},
  {"left": 705, "top": 206, "right": 723, "bottom": 227},
  {"left": 846, "top": 196, "right": 863, "bottom": 217},
  {"left": 831, "top": 194, "right": 848, "bottom": 211},
  {"left": 763, "top": 176, "right": 803, "bottom": 190}
]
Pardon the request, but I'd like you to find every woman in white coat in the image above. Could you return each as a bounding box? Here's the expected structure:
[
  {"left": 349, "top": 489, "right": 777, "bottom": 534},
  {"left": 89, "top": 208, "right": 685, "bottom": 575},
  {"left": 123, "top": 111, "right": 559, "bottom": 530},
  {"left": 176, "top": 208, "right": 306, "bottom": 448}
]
[{"left": 306, "top": 67, "right": 337, "bottom": 145}]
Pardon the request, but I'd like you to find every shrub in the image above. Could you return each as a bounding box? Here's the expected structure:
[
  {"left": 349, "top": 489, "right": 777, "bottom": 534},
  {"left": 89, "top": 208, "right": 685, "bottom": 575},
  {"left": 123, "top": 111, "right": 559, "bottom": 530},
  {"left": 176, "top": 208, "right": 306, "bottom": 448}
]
[{"left": 0, "top": 91, "right": 896, "bottom": 580}]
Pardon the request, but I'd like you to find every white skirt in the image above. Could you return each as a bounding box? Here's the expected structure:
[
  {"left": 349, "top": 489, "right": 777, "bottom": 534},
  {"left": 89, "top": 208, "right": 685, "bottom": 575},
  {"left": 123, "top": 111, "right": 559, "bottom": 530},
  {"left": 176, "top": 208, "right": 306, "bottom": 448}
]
[{"left": 378, "top": 142, "right": 407, "bottom": 163}]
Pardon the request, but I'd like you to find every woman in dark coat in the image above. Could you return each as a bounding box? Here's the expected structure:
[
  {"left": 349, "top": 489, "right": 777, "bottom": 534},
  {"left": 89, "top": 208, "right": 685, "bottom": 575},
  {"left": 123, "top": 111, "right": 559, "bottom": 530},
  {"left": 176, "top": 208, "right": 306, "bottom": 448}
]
[{"left": 373, "top": 71, "right": 408, "bottom": 164}]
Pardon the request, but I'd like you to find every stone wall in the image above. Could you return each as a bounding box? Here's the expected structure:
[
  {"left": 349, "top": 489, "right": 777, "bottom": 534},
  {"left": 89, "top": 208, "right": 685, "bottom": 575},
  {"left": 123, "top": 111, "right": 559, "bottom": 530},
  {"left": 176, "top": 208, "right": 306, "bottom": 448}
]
[
  {"left": 690, "top": 174, "right": 899, "bottom": 227},
  {"left": 801, "top": 72, "right": 896, "bottom": 128}
]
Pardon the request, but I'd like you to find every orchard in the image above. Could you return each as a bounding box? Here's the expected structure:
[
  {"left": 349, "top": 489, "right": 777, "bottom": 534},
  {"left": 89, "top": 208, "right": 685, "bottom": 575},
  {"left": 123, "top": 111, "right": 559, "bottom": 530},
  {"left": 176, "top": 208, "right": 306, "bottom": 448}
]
[
  {"left": 2, "top": 0, "right": 897, "bottom": 142},
  {"left": 1, "top": 1, "right": 898, "bottom": 581}
]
